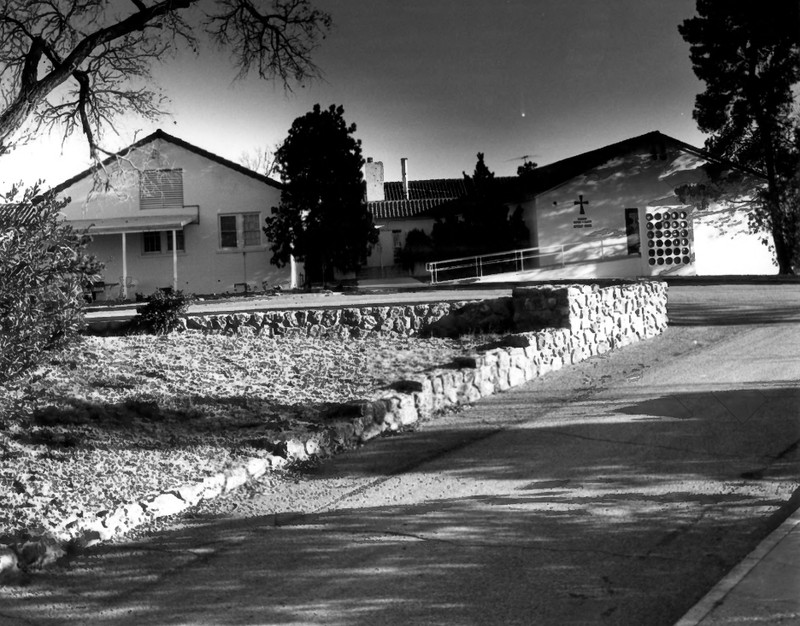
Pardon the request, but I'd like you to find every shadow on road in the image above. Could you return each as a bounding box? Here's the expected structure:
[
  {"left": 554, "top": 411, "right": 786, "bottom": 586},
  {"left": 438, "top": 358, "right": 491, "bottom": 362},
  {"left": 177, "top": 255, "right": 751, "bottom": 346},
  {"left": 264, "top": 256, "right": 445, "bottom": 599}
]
[
  {"left": 667, "top": 303, "right": 800, "bottom": 326},
  {"left": 6, "top": 384, "right": 799, "bottom": 626}
]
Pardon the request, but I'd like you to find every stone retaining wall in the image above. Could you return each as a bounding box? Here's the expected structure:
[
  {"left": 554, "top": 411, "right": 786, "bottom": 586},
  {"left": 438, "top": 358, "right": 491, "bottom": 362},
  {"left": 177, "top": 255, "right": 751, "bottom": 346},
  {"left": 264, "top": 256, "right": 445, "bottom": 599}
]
[
  {"left": 183, "top": 281, "right": 667, "bottom": 342},
  {"left": 63, "top": 283, "right": 667, "bottom": 554},
  {"left": 192, "top": 281, "right": 668, "bottom": 456},
  {"left": 2, "top": 282, "right": 667, "bottom": 574},
  {"left": 312, "top": 281, "right": 668, "bottom": 447},
  {"left": 182, "top": 300, "right": 482, "bottom": 337}
]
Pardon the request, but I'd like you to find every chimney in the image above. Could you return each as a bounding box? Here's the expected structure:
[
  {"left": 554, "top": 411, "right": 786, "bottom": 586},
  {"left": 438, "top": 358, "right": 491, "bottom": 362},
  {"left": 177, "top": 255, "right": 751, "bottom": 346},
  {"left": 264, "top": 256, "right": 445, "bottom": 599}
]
[
  {"left": 401, "top": 157, "right": 409, "bottom": 199},
  {"left": 364, "top": 158, "right": 384, "bottom": 202}
]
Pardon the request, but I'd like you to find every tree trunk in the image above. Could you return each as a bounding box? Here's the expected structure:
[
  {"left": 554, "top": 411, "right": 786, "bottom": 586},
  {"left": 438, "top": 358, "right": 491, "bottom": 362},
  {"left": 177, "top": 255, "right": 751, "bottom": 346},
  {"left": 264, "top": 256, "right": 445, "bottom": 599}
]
[
  {"left": 768, "top": 203, "right": 795, "bottom": 274},
  {"left": 764, "top": 166, "right": 796, "bottom": 275},
  {"left": 758, "top": 116, "right": 796, "bottom": 275}
]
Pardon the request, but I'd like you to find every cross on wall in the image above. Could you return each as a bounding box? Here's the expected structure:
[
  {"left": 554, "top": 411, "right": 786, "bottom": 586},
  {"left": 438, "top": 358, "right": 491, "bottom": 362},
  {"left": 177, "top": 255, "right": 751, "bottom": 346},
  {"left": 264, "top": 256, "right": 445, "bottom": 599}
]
[{"left": 574, "top": 194, "right": 589, "bottom": 215}]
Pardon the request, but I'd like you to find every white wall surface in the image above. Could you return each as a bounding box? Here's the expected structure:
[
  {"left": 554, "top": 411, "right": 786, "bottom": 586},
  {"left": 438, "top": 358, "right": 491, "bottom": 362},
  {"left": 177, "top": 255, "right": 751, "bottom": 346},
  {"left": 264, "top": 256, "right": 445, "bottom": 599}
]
[
  {"left": 528, "top": 142, "right": 776, "bottom": 277},
  {"left": 58, "top": 138, "right": 292, "bottom": 297}
]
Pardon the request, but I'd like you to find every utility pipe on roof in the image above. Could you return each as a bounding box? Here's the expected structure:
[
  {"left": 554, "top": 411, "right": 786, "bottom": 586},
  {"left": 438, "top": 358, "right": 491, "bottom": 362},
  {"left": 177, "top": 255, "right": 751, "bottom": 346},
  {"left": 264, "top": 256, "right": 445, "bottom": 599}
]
[{"left": 401, "top": 157, "right": 409, "bottom": 199}]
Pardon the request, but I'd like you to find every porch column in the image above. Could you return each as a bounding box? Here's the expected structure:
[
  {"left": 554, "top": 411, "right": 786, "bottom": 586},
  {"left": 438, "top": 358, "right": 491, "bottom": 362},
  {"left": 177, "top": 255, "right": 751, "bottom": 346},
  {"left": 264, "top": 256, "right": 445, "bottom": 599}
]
[
  {"left": 171, "top": 229, "right": 178, "bottom": 291},
  {"left": 290, "top": 254, "right": 297, "bottom": 289},
  {"left": 121, "top": 232, "right": 128, "bottom": 300}
]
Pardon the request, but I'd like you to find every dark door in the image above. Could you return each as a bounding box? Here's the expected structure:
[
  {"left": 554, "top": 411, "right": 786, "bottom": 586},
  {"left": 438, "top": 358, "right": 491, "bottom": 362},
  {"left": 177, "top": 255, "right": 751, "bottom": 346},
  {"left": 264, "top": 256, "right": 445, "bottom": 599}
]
[{"left": 625, "top": 208, "right": 640, "bottom": 255}]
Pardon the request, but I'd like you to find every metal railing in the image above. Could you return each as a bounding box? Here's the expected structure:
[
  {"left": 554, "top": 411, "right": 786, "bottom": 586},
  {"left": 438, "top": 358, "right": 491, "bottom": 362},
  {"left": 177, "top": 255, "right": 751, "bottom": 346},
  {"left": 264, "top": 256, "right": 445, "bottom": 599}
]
[{"left": 425, "top": 239, "right": 630, "bottom": 284}]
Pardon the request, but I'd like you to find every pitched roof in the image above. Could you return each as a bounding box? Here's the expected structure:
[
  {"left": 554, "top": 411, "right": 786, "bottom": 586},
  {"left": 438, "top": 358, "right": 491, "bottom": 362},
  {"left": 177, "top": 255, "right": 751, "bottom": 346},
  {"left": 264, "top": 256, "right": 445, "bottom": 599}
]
[
  {"left": 514, "top": 130, "right": 763, "bottom": 195},
  {"left": 368, "top": 130, "right": 759, "bottom": 221},
  {"left": 516, "top": 130, "right": 676, "bottom": 195},
  {"left": 49, "top": 129, "right": 282, "bottom": 195}
]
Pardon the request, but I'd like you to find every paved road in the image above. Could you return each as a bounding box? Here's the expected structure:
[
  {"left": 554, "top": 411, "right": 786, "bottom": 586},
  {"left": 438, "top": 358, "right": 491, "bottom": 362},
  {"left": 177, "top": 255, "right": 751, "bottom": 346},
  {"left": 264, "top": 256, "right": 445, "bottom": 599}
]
[{"left": 2, "top": 286, "right": 799, "bottom": 625}]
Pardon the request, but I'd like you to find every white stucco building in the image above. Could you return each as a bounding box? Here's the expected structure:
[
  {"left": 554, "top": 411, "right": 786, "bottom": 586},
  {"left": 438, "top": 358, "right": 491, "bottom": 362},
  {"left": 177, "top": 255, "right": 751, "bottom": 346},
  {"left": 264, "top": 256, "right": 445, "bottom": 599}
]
[
  {"left": 365, "top": 131, "right": 777, "bottom": 282},
  {"left": 52, "top": 130, "right": 293, "bottom": 299}
]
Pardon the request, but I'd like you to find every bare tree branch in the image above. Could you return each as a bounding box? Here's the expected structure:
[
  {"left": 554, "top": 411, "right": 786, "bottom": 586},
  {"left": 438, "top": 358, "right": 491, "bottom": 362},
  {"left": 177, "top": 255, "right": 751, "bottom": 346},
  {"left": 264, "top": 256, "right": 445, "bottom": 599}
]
[
  {"left": 206, "top": 0, "right": 331, "bottom": 88},
  {"left": 239, "top": 145, "right": 277, "bottom": 177},
  {"left": 0, "top": 0, "right": 331, "bottom": 159}
]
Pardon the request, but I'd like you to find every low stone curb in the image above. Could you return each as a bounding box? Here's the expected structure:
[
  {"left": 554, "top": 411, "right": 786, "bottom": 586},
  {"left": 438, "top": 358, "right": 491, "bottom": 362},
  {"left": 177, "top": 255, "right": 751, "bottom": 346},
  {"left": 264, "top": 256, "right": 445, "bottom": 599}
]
[{"left": 0, "top": 281, "right": 668, "bottom": 580}]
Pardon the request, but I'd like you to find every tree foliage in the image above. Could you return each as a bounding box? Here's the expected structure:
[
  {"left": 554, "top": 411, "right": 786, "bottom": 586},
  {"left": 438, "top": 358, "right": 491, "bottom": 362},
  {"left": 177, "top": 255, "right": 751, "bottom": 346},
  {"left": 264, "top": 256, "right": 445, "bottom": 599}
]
[
  {"left": 0, "top": 185, "right": 102, "bottom": 383},
  {"left": 678, "top": 0, "right": 800, "bottom": 273},
  {"left": 264, "top": 104, "right": 378, "bottom": 285},
  {"left": 516, "top": 159, "right": 538, "bottom": 177},
  {"left": 0, "top": 0, "right": 331, "bottom": 160},
  {"left": 431, "top": 153, "right": 529, "bottom": 260},
  {"left": 399, "top": 228, "right": 434, "bottom": 273}
]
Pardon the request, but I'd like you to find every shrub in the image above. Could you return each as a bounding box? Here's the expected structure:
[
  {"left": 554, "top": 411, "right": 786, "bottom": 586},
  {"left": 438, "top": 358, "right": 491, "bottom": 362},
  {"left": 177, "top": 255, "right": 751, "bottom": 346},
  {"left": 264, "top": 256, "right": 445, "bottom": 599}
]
[
  {"left": 129, "top": 289, "right": 190, "bottom": 334},
  {"left": 0, "top": 185, "right": 102, "bottom": 384}
]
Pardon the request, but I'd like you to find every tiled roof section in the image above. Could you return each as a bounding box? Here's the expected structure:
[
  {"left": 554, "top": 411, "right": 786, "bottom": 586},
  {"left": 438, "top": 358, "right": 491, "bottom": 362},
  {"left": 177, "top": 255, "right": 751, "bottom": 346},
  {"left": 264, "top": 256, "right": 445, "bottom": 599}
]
[
  {"left": 370, "top": 175, "right": 524, "bottom": 220},
  {"left": 384, "top": 178, "right": 470, "bottom": 201},
  {"left": 368, "top": 198, "right": 460, "bottom": 220}
]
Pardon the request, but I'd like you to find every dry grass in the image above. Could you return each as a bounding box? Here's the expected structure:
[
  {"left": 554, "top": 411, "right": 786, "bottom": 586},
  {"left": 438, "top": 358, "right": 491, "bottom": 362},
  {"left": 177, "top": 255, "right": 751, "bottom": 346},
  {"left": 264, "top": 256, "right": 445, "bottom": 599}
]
[{"left": 0, "top": 331, "right": 485, "bottom": 541}]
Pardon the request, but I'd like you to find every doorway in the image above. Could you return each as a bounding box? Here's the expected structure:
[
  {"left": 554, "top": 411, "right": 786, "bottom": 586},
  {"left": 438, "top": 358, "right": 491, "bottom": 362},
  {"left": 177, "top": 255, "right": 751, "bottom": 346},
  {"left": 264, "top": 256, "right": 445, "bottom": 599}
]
[{"left": 625, "top": 208, "right": 641, "bottom": 255}]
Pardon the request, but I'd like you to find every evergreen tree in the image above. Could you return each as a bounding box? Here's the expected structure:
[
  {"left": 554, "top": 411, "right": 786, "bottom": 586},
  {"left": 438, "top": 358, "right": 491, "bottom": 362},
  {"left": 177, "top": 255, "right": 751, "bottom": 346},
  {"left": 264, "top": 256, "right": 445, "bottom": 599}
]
[
  {"left": 679, "top": 0, "right": 800, "bottom": 273},
  {"left": 431, "top": 153, "right": 530, "bottom": 261},
  {"left": 264, "top": 104, "right": 378, "bottom": 285},
  {"left": 462, "top": 153, "right": 529, "bottom": 255}
]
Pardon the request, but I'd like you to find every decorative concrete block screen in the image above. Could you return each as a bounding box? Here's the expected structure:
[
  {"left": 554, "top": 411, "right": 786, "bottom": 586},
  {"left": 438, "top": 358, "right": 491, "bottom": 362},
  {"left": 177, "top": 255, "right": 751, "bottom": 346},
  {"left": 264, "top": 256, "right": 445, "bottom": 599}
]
[{"left": 645, "top": 210, "right": 694, "bottom": 269}]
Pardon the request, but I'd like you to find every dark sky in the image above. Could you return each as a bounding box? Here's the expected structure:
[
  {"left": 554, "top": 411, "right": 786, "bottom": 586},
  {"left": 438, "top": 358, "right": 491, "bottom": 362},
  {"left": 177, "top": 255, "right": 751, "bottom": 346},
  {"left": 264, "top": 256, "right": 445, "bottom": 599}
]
[{"left": 2, "top": 0, "right": 706, "bottom": 187}]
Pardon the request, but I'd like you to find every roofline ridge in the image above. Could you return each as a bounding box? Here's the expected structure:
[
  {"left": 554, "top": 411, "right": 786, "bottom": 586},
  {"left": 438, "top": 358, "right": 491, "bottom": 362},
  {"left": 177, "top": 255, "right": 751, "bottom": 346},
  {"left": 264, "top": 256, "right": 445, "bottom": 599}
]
[{"left": 48, "top": 128, "right": 283, "bottom": 195}]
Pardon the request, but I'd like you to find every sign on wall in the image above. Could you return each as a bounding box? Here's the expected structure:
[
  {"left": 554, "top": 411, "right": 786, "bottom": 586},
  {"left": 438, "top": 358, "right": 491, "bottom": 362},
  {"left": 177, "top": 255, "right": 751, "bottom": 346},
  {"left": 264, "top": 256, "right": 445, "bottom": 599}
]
[{"left": 572, "top": 194, "right": 593, "bottom": 229}]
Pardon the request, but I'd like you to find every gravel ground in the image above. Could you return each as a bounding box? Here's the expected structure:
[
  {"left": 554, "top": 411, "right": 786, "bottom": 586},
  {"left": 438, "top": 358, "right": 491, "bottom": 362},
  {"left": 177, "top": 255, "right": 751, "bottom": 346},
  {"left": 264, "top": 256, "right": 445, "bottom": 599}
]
[{"left": 0, "top": 331, "right": 487, "bottom": 544}]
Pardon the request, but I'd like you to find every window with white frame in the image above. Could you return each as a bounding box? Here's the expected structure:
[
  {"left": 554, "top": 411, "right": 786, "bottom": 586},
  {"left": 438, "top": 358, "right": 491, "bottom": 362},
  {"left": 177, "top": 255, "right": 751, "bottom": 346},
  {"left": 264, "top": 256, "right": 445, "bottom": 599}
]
[
  {"left": 140, "top": 169, "right": 184, "bottom": 210},
  {"left": 219, "top": 213, "right": 262, "bottom": 250},
  {"left": 243, "top": 213, "right": 261, "bottom": 247},
  {"left": 143, "top": 230, "right": 185, "bottom": 254},
  {"left": 166, "top": 230, "right": 185, "bottom": 252},
  {"left": 143, "top": 231, "right": 162, "bottom": 254}
]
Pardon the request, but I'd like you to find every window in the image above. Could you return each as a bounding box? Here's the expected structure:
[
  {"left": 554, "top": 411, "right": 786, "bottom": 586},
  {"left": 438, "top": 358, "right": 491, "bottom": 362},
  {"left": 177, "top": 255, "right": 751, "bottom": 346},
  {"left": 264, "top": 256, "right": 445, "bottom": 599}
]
[
  {"left": 166, "top": 230, "right": 185, "bottom": 252},
  {"left": 219, "top": 213, "right": 262, "bottom": 249},
  {"left": 219, "top": 215, "right": 238, "bottom": 248},
  {"left": 624, "top": 208, "right": 641, "bottom": 255},
  {"left": 242, "top": 213, "right": 261, "bottom": 247},
  {"left": 143, "top": 231, "right": 162, "bottom": 254},
  {"left": 392, "top": 230, "right": 403, "bottom": 263},
  {"left": 140, "top": 169, "right": 184, "bottom": 210},
  {"left": 144, "top": 230, "right": 185, "bottom": 254}
]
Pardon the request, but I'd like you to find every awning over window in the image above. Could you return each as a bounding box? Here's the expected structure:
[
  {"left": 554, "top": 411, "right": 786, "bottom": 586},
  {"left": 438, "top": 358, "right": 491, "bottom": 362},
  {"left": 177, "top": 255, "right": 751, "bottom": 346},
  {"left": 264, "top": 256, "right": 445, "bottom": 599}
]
[{"left": 68, "top": 213, "right": 198, "bottom": 235}]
